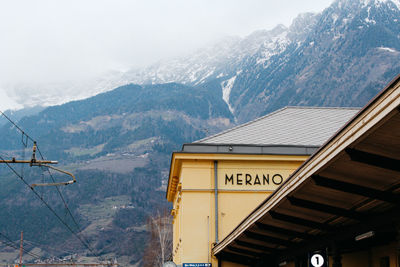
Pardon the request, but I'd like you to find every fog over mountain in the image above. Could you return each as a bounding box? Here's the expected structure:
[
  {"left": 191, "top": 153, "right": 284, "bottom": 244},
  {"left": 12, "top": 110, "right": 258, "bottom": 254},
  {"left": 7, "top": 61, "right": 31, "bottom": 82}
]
[
  {"left": 0, "top": 0, "right": 399, "bottom": 265},
  {"left": 0, "top": 0, "right": 333, "bottom": 110},
  {"left": 7, "top": 0, "right": 399, "bottom": 122}
]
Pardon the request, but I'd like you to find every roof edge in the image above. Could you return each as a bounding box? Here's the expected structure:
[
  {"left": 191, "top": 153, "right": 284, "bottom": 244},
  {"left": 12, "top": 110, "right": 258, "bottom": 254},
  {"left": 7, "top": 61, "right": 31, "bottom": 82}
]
[{"left": 182, "top": 143, "right": 319, "bottom": 155}]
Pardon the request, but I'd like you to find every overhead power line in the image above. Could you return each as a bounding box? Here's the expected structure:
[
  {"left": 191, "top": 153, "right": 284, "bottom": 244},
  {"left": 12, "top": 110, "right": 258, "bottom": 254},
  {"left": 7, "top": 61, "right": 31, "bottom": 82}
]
[
  {"left": 0, "top": 110, "right": 35, "bottom": 143},
  {"left": 0, "top": 154, "right": 98, "bottom": 257},
  {"left": 0, "top": 232, "right": 41, "bottom": 259},
  {"left": 0, "top": 111, "right": 99, "bottom": 258},
  {"left": 36, "top": 145, "right": 83, "bottom": 231},
  {"left": 38, "top": 159, "right": 96, "bottom": 257}
]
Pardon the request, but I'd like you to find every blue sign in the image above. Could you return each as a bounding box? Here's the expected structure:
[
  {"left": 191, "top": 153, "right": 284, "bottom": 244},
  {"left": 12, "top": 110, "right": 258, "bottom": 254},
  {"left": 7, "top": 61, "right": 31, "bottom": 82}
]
[{"left": 183, "top": 264, "right": 211, "bottom": 267}]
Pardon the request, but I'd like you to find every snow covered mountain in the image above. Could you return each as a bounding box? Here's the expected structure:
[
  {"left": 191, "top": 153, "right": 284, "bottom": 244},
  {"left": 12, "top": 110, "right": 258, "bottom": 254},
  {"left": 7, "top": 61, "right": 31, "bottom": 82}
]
[
  {"left": 226, "top": 0, "right": 400, "bottom": 122},
  {"left": 120, "top": 13, "right": 320, "bottom": 86},
  {"left": 1, "top": 0, "right": 399, "bottom": 264},
  {"left": 120, "top": 25, "right": 294, "bottom": 86},
  {"left": 116, "top": 0, "right": 400, "bottom": 122},
  {"left": 6, "top": 0, "right": 400, "bottom": 124}
]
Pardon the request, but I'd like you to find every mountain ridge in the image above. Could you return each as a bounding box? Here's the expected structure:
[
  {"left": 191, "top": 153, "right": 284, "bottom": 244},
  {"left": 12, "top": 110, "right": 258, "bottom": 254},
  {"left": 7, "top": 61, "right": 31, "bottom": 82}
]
[
  {"left": 0, "top": 0, "right": 400, "bottom": 265},
  {"left": 7, "top": 0, "right": 400, "bottom": 117}
]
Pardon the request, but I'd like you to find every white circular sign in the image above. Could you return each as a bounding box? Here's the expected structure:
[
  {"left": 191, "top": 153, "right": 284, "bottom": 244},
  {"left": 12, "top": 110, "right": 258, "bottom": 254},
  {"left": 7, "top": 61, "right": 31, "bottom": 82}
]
[
  {"left": 310, "top": 254, "right": 325, "bottom": 267},
  {"left": 163, "top": 261, "right": 177, "bottom": 267}
]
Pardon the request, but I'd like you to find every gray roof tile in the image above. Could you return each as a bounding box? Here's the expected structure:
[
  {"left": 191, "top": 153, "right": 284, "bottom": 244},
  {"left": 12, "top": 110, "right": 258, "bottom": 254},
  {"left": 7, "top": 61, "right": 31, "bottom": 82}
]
[{"left": 195, "top": 107, "right": 360, "bottom": 147}]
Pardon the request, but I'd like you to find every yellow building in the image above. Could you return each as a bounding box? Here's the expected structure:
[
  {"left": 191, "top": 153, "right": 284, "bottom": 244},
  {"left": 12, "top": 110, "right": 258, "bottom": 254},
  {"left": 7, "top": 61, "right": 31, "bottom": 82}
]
[
  {"left": 212, "top": 74, "right": 400, "bottom": 267},
  {"left": 166, "top": 107, "right": 359, "bottom": 267}
]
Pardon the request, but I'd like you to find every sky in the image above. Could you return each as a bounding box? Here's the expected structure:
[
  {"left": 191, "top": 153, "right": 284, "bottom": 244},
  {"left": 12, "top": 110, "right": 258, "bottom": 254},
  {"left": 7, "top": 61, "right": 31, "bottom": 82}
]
[{"left": 0, "top": 0, "right": 334, "bottom": 110}]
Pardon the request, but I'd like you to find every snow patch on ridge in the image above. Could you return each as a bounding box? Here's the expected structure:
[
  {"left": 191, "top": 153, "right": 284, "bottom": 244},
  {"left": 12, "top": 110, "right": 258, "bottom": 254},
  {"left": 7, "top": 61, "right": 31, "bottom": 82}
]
[
  {"left": 221, "top": 76, "right": 236, "bottom": 113},
  {"left": 332, "top": 13, "right": 339, "bottom": 24},
  {"left": 361, "top": 0, "right": 400, "bottom": 9},
  {"left": 379, "top": 0, "right": 400, "bottom": 9},
  {"left": 256, "top": 31, "right": 290, "bottom": 66},
  {"left": 378, "top": 46, "right": 398, "bottom": 53},
  {"left": 392, "top": 0, "right": 400, "bottom": 9}
]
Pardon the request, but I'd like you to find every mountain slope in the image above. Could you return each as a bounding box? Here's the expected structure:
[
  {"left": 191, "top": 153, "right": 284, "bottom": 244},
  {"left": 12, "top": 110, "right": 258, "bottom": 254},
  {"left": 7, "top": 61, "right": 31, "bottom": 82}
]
[
  {"left": 0, "top": 83, "right": 233, "bottom": 158},
  {"left": 7, "top": 0, "right": 399, "bottom": 120},
  {"left": 120, "top": 0, "right": 400, "bottom": 123},
  {"left": 1, "top": 0, "right": 400, "bottom": 265},
  {"left": 0, "top": 82, "right": 234, "bottom": 265},
  {"left": 227, "top": 0, "right": 400, "bottom": 121}
]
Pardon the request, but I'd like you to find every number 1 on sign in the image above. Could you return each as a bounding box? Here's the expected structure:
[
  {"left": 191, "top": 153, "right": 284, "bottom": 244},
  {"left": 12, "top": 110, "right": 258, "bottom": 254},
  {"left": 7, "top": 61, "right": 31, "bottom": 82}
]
[{"left": 310, "top": 254, "right": 324, "bottom": 267}]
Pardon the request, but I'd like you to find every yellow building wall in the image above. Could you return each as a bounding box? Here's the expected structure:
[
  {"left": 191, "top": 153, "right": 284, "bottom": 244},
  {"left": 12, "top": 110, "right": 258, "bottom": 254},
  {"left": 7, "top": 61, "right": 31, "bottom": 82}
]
[
  {"left": 169, "top": 154, "right": 308, "bottom": 266},
  {"left": 180, "top": 192, "right": 214, "bottom": 263},
  {"left": 337, "top": 250, "right": 369, "bottom": 267},
  {"left": 369, "top": 242, "right": 398, "bottom": 267},
  {"left": 181, "top": 160, "right": 213, "bottom": 190},
  {"left": 172, "top": 193, "right": 182, "bottom": 263},
  {"left": 221, "top": 261, "right": 248, "bottom": 267},
  {"left": 217, "top": 160, "right": 302, "bottom": 239},
  {"left": 328, "top": 242, "right": 399, "bottom": 267},
  {"left": 219, "top": 191, "right": 269, "bottom": 239}
]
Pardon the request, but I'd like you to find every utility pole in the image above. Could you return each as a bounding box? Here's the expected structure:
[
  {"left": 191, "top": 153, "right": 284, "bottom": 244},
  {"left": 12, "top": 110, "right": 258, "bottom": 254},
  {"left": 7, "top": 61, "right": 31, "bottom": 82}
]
[{"left": 19, "top": 231, "right": 23, "bottom": 267}]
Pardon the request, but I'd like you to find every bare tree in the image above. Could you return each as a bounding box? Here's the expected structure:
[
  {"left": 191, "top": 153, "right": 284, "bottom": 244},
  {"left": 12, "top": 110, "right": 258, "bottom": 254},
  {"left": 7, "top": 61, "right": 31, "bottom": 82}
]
[{"left": 142, "top": 209, "right": 172, "bottom": 267}]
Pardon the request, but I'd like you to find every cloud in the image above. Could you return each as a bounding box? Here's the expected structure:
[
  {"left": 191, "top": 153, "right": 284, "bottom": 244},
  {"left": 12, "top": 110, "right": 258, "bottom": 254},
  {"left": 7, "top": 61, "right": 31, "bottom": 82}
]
[{"left": 0, "top": 0, "right": 333, "bottom": 110}]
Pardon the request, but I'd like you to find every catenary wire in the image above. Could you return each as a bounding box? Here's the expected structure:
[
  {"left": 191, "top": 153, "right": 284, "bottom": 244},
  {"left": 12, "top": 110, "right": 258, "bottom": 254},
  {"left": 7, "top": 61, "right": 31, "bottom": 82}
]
[
  {"left": 0, "top": 111, "right": 35, "bottom": 143},
  {"left": 0, "top": 239, "right": 41, "bottom": 259},
  {"left": 1, "top": 110, "right": 85, "bottom": 233},
  {"left": 0, "top": 111, "right": 99, "bottom": 258},
  {"left": 0, "top": 235, "right": 70, "bottom": 264},
  {"left": 0, "top": 154, "right": 99, "bottom": 258},
  {"left": 35, "top": 145, "right": 98, "bottom": 256},
  {"left": 0, "top": 232, "right": 42, "bottom": 259},
  {"left": 36, "top": 146, "right": 83, "bottom": 232}
]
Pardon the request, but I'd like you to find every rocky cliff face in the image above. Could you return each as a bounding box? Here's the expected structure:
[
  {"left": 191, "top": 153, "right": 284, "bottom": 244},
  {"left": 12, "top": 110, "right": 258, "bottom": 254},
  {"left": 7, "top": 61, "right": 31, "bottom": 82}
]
[
  {"left": 120, "top": 0, "right": 400, "bottom": 123},
  {"left": 226, "top": 0, "right": 400, "bottom": 122},
  {"left": 8, "top": 1, "right": 400, "bottom": 124},
  {"left": 1, "top": 0, "right": 399, "bottom": 265}
]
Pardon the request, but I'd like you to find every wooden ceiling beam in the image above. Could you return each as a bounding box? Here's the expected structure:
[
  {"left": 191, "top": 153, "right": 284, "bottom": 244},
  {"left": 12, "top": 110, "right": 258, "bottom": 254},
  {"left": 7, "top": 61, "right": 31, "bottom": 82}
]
[
  {"left": 228, "top": 246, "right": 263, "bottom": 258},
  {"left": 255, "top": 222, "right": 314, "bottom": 240},
  {"left": 244, "top": 231, "right": 294, "bottom": 247},
  {"left": 269, "top": 211, "right": 333, "bottom": 231},
  {"left": 312, "top": 175, "right": 400, "bottom": 203},
  {"left": 345, "top": 148, "right": 400, "bottom": 172},
  {"left": 218, "top": 251, "right": 257, "bottom": 265},
  {"left": 287, "top": 196, "right": 366, "bottom": 221},
  {"left": 274, "top": 207, "right": 400, "bottom": 261},
  {"left": 234, "top": 240, "right": 277, "bottom": 253}
]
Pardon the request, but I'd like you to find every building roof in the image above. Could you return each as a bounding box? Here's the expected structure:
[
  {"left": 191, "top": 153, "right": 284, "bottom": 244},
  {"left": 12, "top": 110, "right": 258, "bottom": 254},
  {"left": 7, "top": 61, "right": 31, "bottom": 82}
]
[
  {"left": 182, "top": 107, "right": 359, "bottom": 155},
  {"left": 196, "top": 107, "right": 359, "bottom": 146},
  {"left": 213, "top": 74, "right": 400, "bottom": 265}
]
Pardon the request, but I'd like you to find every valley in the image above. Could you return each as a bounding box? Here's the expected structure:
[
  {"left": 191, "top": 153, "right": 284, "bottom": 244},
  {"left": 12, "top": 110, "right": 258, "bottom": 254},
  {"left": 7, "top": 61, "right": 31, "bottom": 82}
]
[{"left": 0, "top": 0, "right": 399, "bottom": 265}]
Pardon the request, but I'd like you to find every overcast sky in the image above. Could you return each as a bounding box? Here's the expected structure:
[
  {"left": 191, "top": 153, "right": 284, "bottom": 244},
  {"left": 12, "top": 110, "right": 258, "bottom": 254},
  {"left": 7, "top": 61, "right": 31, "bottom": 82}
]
[{"left": 0, "top": 0, "right": 334, "bottom": 110}]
